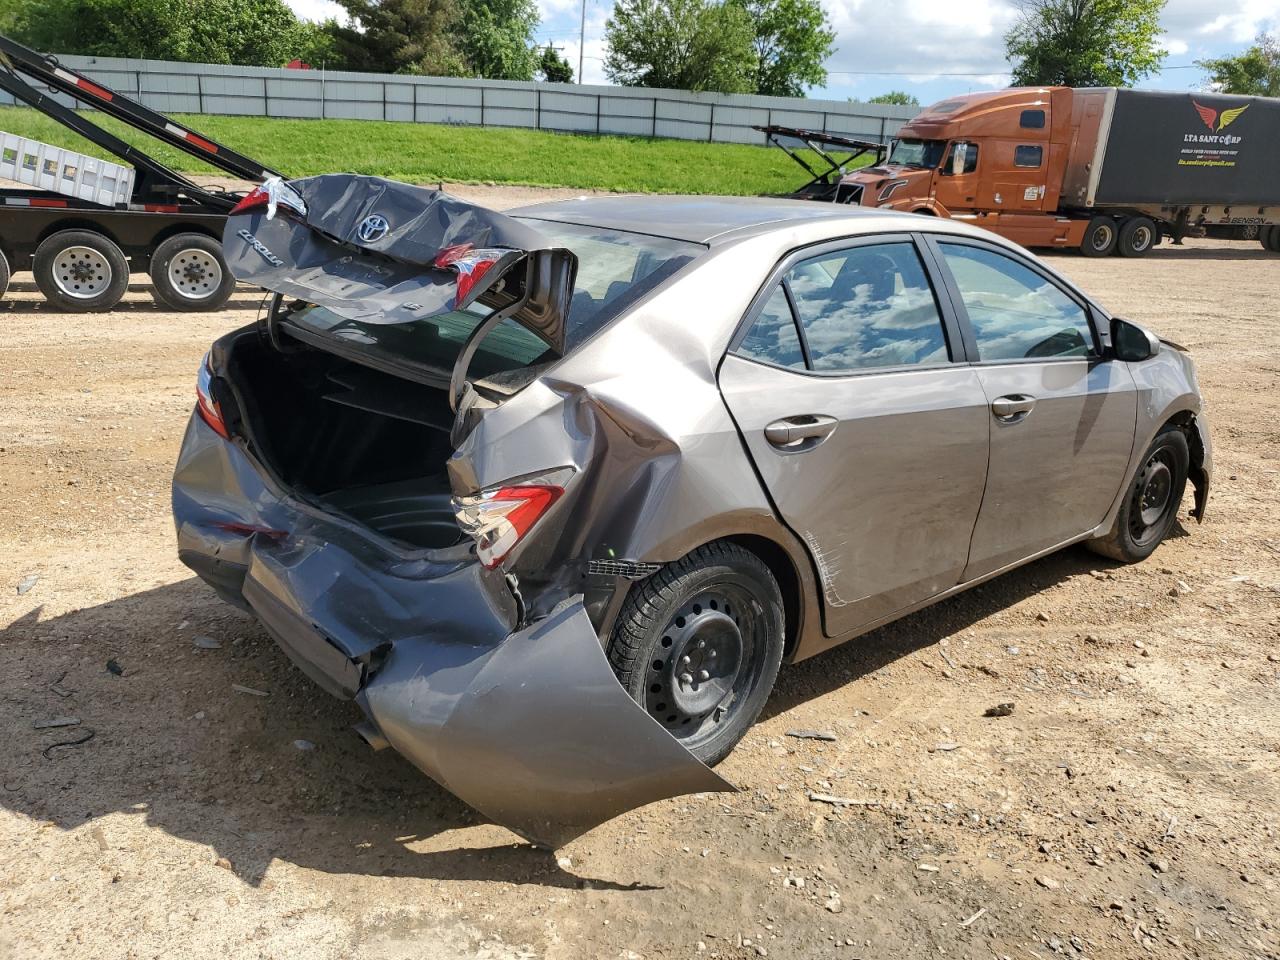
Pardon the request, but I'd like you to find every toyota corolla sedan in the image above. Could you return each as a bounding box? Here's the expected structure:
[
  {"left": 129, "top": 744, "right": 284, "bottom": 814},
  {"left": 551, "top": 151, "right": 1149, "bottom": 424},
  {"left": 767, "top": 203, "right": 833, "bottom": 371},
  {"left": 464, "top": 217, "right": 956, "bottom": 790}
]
[{"left": 173, "top": 176, "right": 1210, "bottom": 847}]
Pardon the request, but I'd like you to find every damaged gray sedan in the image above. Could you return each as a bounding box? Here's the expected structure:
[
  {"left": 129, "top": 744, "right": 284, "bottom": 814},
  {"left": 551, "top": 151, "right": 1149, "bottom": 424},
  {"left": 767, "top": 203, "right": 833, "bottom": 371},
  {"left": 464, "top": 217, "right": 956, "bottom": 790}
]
[{"left": 173, "top": 176, "right": 1211, "bottom": 847}]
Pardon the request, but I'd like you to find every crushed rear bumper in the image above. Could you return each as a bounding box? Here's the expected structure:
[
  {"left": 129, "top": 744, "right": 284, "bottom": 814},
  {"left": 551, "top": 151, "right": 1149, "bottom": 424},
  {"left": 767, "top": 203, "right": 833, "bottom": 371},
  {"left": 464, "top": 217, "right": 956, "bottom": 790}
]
[{"left": 172, "top": 413, "right": 732, "bottom": 847}]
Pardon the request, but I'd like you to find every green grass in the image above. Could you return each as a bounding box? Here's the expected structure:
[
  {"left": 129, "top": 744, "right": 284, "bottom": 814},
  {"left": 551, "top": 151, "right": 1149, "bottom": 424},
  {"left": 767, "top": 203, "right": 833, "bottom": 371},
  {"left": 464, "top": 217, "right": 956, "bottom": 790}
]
[{"left": 0, "top": 105, "right": 864, "bottom": 195}]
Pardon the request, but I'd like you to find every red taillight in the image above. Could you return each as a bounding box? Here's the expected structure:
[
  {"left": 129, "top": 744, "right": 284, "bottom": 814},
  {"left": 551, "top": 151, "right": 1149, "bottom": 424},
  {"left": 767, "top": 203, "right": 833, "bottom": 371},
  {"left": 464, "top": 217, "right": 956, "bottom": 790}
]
[
  {"left": 195, "top": 353, "right": 229, "bottom": 439},
  {"left": 433, "top": 245, "right": 508, "bottom": 306},
  {"left": 230, "top": 186, "right": 270, "bottom": 215},
  {"left": 452, "top": 473, "right": 571, "bottom": 568}
]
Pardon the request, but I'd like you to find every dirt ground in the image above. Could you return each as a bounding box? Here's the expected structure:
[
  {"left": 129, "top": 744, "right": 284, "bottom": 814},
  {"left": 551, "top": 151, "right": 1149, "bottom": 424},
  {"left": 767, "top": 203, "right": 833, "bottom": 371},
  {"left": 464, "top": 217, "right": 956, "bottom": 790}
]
[{"left": 1, "top": 188, "right": 1277, "bottom": 960}]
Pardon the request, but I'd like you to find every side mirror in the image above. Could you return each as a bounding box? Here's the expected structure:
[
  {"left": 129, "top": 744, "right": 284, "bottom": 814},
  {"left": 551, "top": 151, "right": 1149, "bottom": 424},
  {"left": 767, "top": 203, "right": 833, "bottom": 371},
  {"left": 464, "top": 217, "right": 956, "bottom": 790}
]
[{"left": 1110, "top": 317, "right": 1161, "bottom": 362}]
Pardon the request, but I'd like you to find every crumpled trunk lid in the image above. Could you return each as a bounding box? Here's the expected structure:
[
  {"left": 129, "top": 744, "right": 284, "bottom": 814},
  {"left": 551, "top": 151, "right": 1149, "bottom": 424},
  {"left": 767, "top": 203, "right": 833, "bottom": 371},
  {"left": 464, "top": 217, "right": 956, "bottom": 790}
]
[{"left": 221, "top": 174, "right": 576, "bottom": 355}]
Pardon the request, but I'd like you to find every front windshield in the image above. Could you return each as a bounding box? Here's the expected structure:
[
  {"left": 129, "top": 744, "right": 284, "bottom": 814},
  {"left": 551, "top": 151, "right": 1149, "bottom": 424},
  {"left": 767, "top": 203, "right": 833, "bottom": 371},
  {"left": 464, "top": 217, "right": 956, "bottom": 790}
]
[
  {"left": 283, "top": 221, "right": 704, "bottom": 382},
  {"left": 888, "top": 138, "right": 947, "bottom": 168}
]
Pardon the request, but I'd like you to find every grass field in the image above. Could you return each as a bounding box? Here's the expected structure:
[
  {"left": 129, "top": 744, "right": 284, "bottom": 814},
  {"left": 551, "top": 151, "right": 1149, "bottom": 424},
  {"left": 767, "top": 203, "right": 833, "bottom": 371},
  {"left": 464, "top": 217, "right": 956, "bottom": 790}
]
[{"left": 0, "top": 105, "right": 873, "bottom": 195}]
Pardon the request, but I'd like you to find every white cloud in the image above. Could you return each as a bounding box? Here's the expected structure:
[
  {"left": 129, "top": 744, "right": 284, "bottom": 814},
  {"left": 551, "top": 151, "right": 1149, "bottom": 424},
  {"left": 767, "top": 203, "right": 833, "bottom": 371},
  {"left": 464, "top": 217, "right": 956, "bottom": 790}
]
[{"left": 285, "top": 0, "right": 346, "bottom": 22}]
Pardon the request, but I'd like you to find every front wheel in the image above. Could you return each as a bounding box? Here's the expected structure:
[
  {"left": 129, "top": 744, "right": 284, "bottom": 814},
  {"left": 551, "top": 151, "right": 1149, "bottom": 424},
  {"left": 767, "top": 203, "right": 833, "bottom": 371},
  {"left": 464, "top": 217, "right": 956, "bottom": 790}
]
[
  {"left": 607, "top": 542, "right": 785, "bottom": 766},
  {"left": 1080, "top": 216, "right": 1118, "bottom": 257},
  {"left": 1087, "top": 426, "right": 1189, "bottom": 563}
]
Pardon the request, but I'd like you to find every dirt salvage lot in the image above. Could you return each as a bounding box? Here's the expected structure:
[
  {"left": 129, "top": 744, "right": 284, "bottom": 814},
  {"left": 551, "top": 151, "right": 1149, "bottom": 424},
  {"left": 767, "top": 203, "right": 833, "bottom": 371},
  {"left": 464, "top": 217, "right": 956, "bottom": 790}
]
[{"left": 1, "top": 191, "right": 1278, "bottom": 959}]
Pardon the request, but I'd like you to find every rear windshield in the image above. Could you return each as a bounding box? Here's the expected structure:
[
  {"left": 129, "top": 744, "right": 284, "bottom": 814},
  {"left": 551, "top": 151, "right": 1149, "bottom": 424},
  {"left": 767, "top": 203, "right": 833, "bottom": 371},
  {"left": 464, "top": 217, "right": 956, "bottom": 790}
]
[{"left": 282, "top": 220, "right": 703, "bottom": 382}]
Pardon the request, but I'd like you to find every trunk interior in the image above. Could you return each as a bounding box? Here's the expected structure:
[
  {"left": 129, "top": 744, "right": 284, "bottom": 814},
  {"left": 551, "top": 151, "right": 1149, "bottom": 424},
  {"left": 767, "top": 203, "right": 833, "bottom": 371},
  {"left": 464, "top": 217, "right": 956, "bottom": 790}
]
[{"left": 222, "top": 335, "right": 464, "bottom": 550}]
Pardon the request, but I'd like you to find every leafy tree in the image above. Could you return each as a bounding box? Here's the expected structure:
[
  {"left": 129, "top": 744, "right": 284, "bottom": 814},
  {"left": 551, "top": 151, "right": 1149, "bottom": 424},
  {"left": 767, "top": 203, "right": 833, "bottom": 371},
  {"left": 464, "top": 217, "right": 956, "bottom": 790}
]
[
  {"left": 1197, "top": 33, "right": 1280, "bottom": 97},
  {"left": 1005, "top": 0, "right": 1167, "bottom": 87},
  {"left": 9, "top": 0, "right": 323, "bottom": 66},
  {"left": 538, "top": 45, "right": 576, "bottom": 83},
  {"left": 868, "top": 90, "right": 919, "bottom": 106},
  {"left": 455, "top": 0, "right": 541, "bottom": 80},
  {"left": 328, "top": 0, "right": 465, "bottom": 75},
  {"left": 605, "top": 0, "right": 758, "bottom": 93},
  {"left": 729, "top": 0, "right": 834, "bottom": 97}
]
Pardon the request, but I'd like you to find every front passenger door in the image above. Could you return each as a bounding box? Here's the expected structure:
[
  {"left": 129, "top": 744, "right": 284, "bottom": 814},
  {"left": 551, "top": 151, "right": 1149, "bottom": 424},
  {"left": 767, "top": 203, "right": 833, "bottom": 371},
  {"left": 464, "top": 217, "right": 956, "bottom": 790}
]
[{"left": 719, "top": 236, "right": 990, "bottom": 639}]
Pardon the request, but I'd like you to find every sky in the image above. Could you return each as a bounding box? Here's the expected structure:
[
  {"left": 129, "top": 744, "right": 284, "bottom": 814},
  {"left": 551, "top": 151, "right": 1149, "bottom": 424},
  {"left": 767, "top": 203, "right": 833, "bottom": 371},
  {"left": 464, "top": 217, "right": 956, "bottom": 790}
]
[{"left": 285, "top": 0, "right": 1280, "bottom": 104}]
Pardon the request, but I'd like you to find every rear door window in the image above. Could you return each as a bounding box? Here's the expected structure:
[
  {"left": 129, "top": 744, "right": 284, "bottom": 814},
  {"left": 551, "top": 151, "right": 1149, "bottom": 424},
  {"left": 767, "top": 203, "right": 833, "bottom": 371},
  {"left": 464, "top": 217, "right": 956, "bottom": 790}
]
[
  {"left": 937, "top": 242, "right": 1095, "bottom": 361},
  {"left": 738, "top": 286, "right": 806, "bottom": 369},
  {"left": 786, "top": 242, "right": 950, "bottom": 371}
]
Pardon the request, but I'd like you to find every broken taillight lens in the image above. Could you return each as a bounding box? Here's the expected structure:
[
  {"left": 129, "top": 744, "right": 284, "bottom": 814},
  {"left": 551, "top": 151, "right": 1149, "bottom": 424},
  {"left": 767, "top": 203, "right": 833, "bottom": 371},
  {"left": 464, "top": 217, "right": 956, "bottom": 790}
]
[
  {"left": 195, "top": 353, "right": 229, "bottom": 439},
  {"left": 452, "top": 470, "right": 572, "bottom": 568},
  {"left": 229, "top": 178, "right": 306, "bottom": 220}
]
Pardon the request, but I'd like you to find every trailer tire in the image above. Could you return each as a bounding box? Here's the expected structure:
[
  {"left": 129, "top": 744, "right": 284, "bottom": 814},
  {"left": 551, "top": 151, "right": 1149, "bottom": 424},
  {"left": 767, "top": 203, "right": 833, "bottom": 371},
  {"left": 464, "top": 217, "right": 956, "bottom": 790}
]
[
  {"left": 149, "top": 233, "right": 235, "bottom": 311},
  {"left": 1080, "top": 217, "right": 1118, "bottom": 257},
  {"left": 0, "top": 248, "right": 9, "bottom": 301},
  {"left": 33, "top": 230, "right": 129, "bottom": 312},
  {"left": 1264, "top": 226, "right": 1280, "bottom": 253},
  {"left": 1260, "top": 226, "right": 1274, "bottom": 250},
  {"left": 1117, "top": 217, "right": 1157, "bottom": 257}
]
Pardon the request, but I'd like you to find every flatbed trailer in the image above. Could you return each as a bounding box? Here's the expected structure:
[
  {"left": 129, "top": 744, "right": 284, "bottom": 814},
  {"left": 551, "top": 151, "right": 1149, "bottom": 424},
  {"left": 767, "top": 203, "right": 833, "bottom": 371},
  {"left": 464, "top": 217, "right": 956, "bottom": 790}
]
[
  {"left": 0, "top": 34, "right": 281, "bottom": 310},
  {"left": 765, "top": 87, "right": 1280, "bottom": 257}
]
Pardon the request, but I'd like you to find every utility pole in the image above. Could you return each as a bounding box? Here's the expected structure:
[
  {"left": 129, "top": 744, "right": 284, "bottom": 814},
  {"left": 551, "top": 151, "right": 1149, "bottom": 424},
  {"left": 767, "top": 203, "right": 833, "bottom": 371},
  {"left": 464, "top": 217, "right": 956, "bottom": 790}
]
[{"left": 578, "top": 0, "right": 587, "bottom": 83}]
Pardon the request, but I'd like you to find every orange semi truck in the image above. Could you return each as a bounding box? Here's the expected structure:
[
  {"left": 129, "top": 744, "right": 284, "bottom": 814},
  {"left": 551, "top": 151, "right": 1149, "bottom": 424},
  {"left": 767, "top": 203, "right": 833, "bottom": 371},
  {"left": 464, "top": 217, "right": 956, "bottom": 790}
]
[{"left": 761, "top": 86, "right": 1280, "bottom": 257}]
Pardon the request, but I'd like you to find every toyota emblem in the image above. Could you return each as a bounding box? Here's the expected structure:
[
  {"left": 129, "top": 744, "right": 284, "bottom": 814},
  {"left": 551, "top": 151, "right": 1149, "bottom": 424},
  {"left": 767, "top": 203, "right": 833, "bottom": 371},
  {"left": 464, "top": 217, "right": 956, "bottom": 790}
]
[{"left": 357, "top": 214, "right": 390, "bottom": 243}]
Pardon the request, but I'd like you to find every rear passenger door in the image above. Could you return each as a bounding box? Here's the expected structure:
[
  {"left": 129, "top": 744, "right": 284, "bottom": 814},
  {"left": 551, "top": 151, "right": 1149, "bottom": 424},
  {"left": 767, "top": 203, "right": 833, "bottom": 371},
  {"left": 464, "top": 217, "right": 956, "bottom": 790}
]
[
  {"left": 926, "top": 237, "right": 1137, "bottom": 579},
  {"left": 718, "top": 235, "right": 990, "bottom": 640}
]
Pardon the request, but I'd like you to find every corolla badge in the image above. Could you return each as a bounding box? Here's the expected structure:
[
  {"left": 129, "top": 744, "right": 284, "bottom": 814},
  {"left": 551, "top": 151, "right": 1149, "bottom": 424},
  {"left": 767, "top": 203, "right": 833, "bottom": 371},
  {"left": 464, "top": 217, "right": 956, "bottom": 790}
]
[{"left": 357, "top": 214, "right": 390, "bottom": 243}]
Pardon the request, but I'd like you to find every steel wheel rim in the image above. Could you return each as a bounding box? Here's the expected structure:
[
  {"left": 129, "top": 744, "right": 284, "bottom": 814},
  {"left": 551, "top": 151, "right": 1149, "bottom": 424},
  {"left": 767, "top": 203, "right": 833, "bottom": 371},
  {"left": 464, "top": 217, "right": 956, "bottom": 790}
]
[
  {"left": 645, "top": 586, "right": 762, "bottom": 748},
  {"left": 1131, "top": 225, "right": 1152, "bottom": 251},
  {"left": 1092, "top": 224, "right": 1114, "bottom": 252},
  {"left": 1129, "top": 451, "right": 1174, "bottom": 544},
  {"left": 53, "top": 245, "right": 112, "bottom": 300},
  {"left": 169, "top": 248, "right": 223, "bottom": 301}
]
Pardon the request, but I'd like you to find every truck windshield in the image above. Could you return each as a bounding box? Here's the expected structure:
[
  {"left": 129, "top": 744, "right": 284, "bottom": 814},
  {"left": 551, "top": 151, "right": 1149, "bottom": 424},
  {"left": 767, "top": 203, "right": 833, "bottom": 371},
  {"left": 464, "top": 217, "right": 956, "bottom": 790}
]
[{"left": 889, "top": 138, "right": 947, "bottom": 168}]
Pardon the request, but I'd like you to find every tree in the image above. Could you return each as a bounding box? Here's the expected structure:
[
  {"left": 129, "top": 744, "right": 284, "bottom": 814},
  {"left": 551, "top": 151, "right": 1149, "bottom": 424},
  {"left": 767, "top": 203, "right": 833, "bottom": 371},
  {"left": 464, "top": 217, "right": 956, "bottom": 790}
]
[
  {"left": 9, "top": 0, "right": 324, "bottom": 66},
  {"left": 538, "top": 45, "right": 576, "bottom": 83},
  {"left": 455, "top": 0, "right": 541, "bottom": 80},
  {"left": 1197, "top": 33, "right": 1280, "bottom": 97},
  {"left": 604, "top": 0, "right": 758, "bottom": 93},
  {"left": 729, "top": 0, "right": 833, "bottom": 97},
  {"left": 1005, "top": 0, "right": 1167, "bottom": 88},
  {"left": 328, "top": 0, "right": 464, "bottom": 75},
  {"left": 868, "top": 90, "right": 919, "bottom": 106}
]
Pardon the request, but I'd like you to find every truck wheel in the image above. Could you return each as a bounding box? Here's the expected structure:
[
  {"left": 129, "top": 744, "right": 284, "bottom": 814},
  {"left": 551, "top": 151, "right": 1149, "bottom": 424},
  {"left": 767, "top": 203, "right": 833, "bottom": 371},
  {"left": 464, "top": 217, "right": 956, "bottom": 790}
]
[
  {"left": 149, "top": 233, "right": 235, "bottom": 311},
  {"left": 1117, "top": 217, "right": 1157, "bottom": 257},
  {"left": 0, "top": 248, "right": 9, "bottom": 301},
  {"left": 33, "top": 230, "right": 130, "bottom": 312},
  {"left": 1080, "top": 217, "right": 1118, "bottom": 257},
  {"left": 1260, "top": 226, "right": 1274, "bottom": 251},
  {"left": 1264, "top": 226, "right": 1280, "bottom": 253}
]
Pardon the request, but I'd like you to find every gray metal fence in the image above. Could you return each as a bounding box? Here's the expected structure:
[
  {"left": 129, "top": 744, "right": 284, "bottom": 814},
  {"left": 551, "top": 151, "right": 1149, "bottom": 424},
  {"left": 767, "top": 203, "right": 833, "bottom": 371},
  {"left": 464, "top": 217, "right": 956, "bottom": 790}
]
[{"left": 1, "top": 54, "right": 917, "bottom": 146}]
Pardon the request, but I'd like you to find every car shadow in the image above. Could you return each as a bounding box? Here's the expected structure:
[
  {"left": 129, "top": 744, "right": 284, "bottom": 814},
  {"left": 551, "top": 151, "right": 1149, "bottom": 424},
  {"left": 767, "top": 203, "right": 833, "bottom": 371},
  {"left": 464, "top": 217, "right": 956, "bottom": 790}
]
[
  {"left": 763, "top": 543, "right": 1119, "bottom": 720},
  {"left": 2, "top": 542, "right": 1131, "bottom": 888},
  {"left": 0, "top": 577, "right": 648, "bottom": 891}
]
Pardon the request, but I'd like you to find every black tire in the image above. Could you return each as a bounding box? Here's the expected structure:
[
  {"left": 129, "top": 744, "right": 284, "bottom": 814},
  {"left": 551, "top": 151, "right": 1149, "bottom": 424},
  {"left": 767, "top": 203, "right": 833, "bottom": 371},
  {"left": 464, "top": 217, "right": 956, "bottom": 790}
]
[
  {"left": 33, "top": 230, "right": 129, "bottom": 312},
  {"left": 1265, "top": 225, "right": 1280, "bottom": 253},
  {"left": 1087, "top": 426, "right": 1190, "bottom": 563},
  {"left": 1080, "top": 216, "right": 1118, "bottom": 257},
  {"left": 1117, "top": 216, "right": 1157, "bottom": 257},
  {"left": 608, "top": 541, "right": 785, "bottom": 766},
  {"left": 149, "top": 233, "right": 235, "bottom": 311},
  {"left": 0, "top": 248, "right": 9, "bottom": 301}
]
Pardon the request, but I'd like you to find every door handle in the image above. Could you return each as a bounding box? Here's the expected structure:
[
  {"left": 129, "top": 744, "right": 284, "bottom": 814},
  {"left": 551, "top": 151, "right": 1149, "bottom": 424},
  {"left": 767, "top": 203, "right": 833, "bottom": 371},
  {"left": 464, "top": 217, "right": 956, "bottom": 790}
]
[
  {"left": 765, "top": 414, "right": 838, "bottom": 450},
  {"left": 990, "top": 395, "right": 1036, "bottom": 420}
]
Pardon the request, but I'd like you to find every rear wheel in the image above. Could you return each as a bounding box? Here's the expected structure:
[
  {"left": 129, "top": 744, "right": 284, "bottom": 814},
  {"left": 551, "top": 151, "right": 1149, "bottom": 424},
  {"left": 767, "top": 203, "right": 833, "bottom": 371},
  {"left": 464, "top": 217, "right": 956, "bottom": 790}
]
[
  {"left": 1117, "top": 217, "right": 1157, "bottom": 257},
  {"left": 149, "top": 233, "right": 235, "bottom": 311},
  {"left": 1264, "top": 225, "right": 1280, "bottom": 253},
  {"left": 33, "top": 230, "right": 129, "bottom": 312},
  {"left": 1087, "top": 426, "right": 1189, "bottom": 563},
  {"left": 1080, "top": 216, "right": 1118, "bottom": 257},
  {"left": 0, "top": 248, "right": 9, "bottom": 301},
  {"left": 607, "top": 542, "right": 785, "bottom": 766}
]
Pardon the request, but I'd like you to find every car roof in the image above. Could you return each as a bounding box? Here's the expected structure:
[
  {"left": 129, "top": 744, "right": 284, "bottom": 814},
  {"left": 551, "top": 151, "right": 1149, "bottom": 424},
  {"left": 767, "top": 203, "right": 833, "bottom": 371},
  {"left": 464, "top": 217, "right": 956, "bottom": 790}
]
[{"left": 509, "top": 195, "right": 944, "bottom": 246}]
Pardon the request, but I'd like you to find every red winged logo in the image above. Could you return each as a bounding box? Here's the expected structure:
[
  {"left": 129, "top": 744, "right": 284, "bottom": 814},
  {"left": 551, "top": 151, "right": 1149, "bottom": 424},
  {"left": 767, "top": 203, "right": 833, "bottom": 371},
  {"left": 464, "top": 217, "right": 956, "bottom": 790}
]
[
  {"left": 1192, "top": 100, "right": 1250, "bottom": 132},
  {"left": 1192, "top": 100, "right": 1218, "bottom": 131}
]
